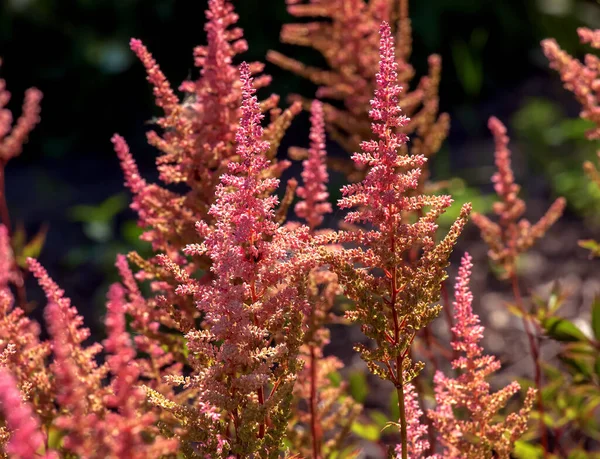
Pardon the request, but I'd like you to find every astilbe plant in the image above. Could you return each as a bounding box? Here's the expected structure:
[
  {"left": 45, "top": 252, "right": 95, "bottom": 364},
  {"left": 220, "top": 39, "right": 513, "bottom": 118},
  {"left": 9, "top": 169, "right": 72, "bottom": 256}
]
[
  {"left": 320, "top": 21, "right": 471, "bottom": 457},
  {"left": 151, "top": 63, "right": 312, "bottom": 458},
  {"left": 472, "top": 117, "right": 566, "bottom": 281},
  {"left": 26, "top": 259, "right": 178, "bottom": 458},
  {"left": 268, "top": 0, "right": 448, "bottom": 184},
  {"left": 427, "top": 253, "right": 535, "bottom": 459},
  {"left": 543, "top": 29, "right": 600, "bottom": 184},
  {"left": 472, "top": 116, "right": 566, "bottom": 455}
]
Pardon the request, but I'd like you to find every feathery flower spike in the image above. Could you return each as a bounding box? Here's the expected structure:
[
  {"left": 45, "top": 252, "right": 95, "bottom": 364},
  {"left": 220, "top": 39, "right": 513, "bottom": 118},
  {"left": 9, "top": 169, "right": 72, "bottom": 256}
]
[
  {"left": 324, "top": 21, "right": 471, "bottom": 457},
  {"left": 428, "top": 253, "right": 535, "bottom": 459},
  {"left": 472, "top": 117, "right": 565, "bottom": 278}
]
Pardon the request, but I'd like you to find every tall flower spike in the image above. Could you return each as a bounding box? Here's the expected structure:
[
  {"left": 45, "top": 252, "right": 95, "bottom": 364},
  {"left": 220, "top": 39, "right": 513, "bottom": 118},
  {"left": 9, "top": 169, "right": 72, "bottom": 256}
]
[
  {"left": 323, "top": 22, "right": 471, "bottom": 457},
  {"left": 472, "top": 117, "right": 565, "bottom": 278},
  {"left": 165, "top": 62, "right": 311, "bottom": 457},
  {"left": 295, "top": 100, "right": 332, "bottom": 229},
  {"left": 428, "top": 253, "right": 535, "bottom": 459}
]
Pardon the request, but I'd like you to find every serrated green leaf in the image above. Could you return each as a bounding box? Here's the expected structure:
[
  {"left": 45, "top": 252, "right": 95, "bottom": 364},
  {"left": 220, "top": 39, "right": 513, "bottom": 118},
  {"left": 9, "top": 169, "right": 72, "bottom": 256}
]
[{"left": 543, "top": 317, "right": 588, "bottom": 342}]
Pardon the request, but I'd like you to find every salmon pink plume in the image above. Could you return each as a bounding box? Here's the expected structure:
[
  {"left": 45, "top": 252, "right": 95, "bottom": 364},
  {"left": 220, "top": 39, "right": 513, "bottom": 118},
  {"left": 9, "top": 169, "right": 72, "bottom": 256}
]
[
  {"left": 472, "top": 117, "right": 565, "bottom": 279},
  {"left": 428, "top": 253, "right": 535, "bottom": 458},
  {"left": 0, "top": 367, "right": 57, "bottom": 459}
]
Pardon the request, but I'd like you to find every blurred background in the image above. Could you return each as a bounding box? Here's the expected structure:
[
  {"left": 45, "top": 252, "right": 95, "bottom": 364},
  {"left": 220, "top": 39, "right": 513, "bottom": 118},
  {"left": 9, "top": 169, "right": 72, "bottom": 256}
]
[{"left": 0, "top": 0, "right": 599, "bottom": 343}]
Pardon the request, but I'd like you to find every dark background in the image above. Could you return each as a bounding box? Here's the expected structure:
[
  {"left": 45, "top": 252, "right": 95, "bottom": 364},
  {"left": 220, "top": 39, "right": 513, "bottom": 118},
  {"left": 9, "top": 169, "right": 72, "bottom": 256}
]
[{"left": 1, "top": 0, "right": 599, "bottom": 332}]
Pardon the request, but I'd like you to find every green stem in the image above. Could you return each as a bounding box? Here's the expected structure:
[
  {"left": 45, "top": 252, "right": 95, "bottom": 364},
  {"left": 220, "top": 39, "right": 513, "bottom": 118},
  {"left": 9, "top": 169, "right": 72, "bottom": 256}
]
[{"left": 396, "top": 370, "right": 408, "bottom": 459}]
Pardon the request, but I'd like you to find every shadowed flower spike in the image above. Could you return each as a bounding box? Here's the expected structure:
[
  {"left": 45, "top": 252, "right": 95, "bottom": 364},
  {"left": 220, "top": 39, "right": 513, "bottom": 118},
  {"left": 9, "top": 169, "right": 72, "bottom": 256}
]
[
  {"left": 268, "top": 0, "right": 449, "bottom": 183},
  {"left": 295, "top": 100, "right": 332, "bottom": 229},
  {"left": 428, "top": 253, "right": 535, "bottom": 459},
  {"left": 472, "top": 117, "right": 566, "bottom": 278},
  {"left": 323, "top": 21, "right": 471, "bottom": 457},
  {"left": 0, "top": 368, "right": 57, "bottom": 459}
]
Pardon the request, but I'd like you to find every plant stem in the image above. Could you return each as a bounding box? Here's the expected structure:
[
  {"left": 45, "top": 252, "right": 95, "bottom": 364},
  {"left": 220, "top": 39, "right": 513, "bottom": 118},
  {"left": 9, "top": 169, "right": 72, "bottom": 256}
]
[
  {"left": 309, "top": 344, "right": 321, "bottom": 459},
  {"left": 396, "top": 368, "right": 408, "bottom": 459},
  {"left": 510, "top": 273, "right": 548, "bottom": 457}
]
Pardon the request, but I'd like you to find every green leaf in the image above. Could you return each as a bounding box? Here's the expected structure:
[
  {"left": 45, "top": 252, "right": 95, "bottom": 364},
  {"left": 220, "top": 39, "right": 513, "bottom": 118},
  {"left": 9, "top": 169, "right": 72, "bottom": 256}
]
[
  {"left": 513, "top": 440, "right": 544, "bottom": 459},
  {"left": 389, "top": 389, "right": 400, "bottom": 422},
  {"left": 579, "top": 239, "right": 600, "bottom": 258},
  {"left": 327, "top": 370, "right": 342, "bottom": 388},
  {"left": 369, "top": 410, "right": 389, "bottom": 429},
  {"left": 350, "top": 421, "right": 380, "bottom": 441},
  {"left": 348, "top": 371, "right": 368, "bottom": 403},
  {"left": 592, "top": 297, "right": 600, "bottom": 341},
  {"left": 15, "top": 225, "right": 48, "bottom": 268},
  {"left": 542, "top": 317, "right": 588, "bottom": 342}
]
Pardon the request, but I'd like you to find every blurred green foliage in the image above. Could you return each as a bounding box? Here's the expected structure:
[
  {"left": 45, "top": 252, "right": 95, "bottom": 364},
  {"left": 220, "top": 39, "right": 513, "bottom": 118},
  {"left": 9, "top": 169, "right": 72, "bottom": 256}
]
[{"left": 513, "top": 98, "right": 600, "bottom": 218}]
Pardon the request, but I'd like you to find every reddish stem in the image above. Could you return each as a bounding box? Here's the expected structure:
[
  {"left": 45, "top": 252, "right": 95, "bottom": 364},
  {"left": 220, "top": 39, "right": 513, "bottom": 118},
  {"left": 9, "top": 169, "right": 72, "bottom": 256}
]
[
  {"left": 510, "top": 273, "right": 548, "bottom": 457},
  {"left": 309, "top": 344, "right": 322, "bottom": 459}
]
